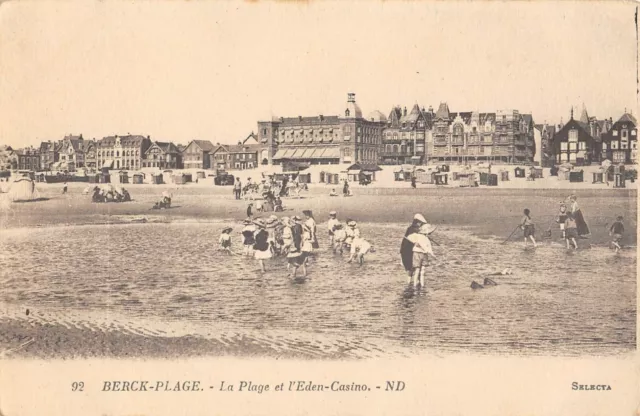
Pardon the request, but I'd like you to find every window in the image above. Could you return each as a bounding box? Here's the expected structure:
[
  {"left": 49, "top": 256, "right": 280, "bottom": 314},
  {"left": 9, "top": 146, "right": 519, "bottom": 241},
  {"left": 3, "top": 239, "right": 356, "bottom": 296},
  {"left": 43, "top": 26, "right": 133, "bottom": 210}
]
[
  {"left": 613, "top": 130, "right": 618, "bottom": 136},
  {"left": 602, "top": 142, "right": 608, "bottom": 150},
  {"left": 263, "top": 128, "right": 267, "bottom": 136},
  {"left": 622, "top": 130, "right": 628, "bottom": 139},
  {"left": 345, "top": 109, "right": 350, "bottom": 117},
  {"left": 578, "top": 142, "right": 586, "bottom": 150},
  {"left": 568, "top": 130, "right": 578, "bottom": 142},
  {"left": 633, "top": 141, "right": 638, "bottom": 150},
  {"left": 560, "top": 142, "right": 568, "bottom": 150},
  {"left": 344, "top": 126, "right": 351, "bottom": 134},
  {"left": 611, "top": 141, "right": 619, "bottom": 150}
]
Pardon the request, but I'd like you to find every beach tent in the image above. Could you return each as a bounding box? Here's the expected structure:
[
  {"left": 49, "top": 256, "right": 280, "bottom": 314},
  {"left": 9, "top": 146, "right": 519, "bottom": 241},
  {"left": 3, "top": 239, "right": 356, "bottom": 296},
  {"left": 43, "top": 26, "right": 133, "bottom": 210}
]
[{"left": 8, "top": 177, "right": 39, "bottom": 202}]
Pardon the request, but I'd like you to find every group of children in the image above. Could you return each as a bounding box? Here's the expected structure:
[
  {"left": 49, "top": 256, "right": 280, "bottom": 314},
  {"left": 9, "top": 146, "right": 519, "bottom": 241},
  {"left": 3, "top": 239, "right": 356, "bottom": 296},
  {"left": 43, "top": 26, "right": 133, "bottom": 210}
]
[
  {"left": 326, "top": 211, "right": 374, "bottom": 265},
  {"left": 519, "top": 202, "right": 625, "bottom": 252},
  {"left": 218, "top": 210, "right": 319, "bottom": 277},
  {"left": 218, "top": 209, "right": 375, "bottom": 277}
]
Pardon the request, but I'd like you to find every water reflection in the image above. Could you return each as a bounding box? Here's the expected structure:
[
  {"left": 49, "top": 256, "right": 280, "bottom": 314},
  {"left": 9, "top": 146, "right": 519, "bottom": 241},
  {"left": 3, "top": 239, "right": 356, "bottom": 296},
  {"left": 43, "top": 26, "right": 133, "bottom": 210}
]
[{"left": 0, "top": 222, "right": 635, "bottom": 356}]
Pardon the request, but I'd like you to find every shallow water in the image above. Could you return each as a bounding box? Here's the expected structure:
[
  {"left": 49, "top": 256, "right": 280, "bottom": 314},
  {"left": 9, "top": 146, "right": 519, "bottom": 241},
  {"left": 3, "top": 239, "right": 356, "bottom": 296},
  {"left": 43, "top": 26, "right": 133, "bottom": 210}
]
[{"left": 0, "top": 222, "right": 635, "bottom": 356}]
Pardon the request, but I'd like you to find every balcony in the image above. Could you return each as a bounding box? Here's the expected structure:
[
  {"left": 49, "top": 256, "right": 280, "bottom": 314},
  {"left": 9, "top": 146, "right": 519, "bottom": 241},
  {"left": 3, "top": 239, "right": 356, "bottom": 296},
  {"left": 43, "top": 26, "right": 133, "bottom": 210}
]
[
  {"left": 380, "top": 151, "right": 414, "bottom": 157},
  {"left": 434, "top": 136, "right": 448, "bottom": 146}
]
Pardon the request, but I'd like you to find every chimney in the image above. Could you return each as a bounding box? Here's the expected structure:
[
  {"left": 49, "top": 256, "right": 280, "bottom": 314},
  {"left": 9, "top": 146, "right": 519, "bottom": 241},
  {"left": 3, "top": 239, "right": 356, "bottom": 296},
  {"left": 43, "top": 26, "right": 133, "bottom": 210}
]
[
  {"left": 238, "top": 141, "right": 242, "bottom": 145},
  {"left": 319, "top": 114, "right": 324, "bottom": 121},
  {"left": 298, "top": 115, "right": 302, "bottom": 121},
  {"left": 280, "top": 117, "right": 284, "bottom": 122},
  {"left": 403, "top": 107, "right": 407, "bottom": 116},
  {"left": 147, "top": 135, "right": 150, "bottom": 140}
]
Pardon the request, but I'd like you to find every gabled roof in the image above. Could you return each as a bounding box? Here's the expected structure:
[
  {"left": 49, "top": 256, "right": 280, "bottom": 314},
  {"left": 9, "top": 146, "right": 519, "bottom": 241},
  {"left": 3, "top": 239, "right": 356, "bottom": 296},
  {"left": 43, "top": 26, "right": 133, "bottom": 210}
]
[
  {"left": 450, "top": 112, "right": 473, "bottom": 125},
  {"left": 225, "top": 144, "right": 260, "bottom": 154},
  {"left": 579, "top": 106, "right": 590, "bottom": 124},
  {"left": 435, "top": 102, "right": 450, "bottom": 120},
  {"left": 403, "top": 104, "right": 423, "bottom": 123},
  {"left": 553, "top": 118, "right": 593, "bottom": 141},
  {"left": 191, "top": 139, "right": 216, "bottom": 152},
  {"left": 147, "top": 141, "right": 179, "bottom": 154},
  {"left": 387, "top": 106, "right": 402, "bottom": 127},
  {"left": 242, "top": 132, "right": 259, "bottom": 145},
  {"left": 617, "top": 113, "right": 637, "bottom": 125}
]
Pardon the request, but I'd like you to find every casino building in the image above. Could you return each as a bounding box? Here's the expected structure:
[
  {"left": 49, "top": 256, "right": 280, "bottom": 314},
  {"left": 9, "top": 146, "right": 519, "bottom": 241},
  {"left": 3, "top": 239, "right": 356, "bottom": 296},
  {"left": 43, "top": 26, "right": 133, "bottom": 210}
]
[{"left": 256, "top": 93, "right": 386, "bottom": 167}]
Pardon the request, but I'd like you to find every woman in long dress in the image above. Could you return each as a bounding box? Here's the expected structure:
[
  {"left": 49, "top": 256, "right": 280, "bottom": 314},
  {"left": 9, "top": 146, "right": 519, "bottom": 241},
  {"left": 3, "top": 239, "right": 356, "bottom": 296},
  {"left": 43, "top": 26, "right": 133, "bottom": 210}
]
[{"left": 567, "top": 194, "right": 590, "bottom": 237}]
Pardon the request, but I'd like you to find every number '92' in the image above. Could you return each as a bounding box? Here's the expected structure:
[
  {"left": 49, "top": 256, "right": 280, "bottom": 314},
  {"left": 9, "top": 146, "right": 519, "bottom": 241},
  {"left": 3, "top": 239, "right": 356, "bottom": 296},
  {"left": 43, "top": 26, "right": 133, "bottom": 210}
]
[{"left": 72, "top": 382, "right": 84, "bottom": 391}]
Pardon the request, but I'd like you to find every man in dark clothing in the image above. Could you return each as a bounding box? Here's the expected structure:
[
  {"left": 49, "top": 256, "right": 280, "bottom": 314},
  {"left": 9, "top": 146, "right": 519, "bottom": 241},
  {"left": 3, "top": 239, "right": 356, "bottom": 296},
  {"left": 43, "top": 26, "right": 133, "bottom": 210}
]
[
  {"left": 411, "top": 176, "right": 417, "bottom": 189},
  {"left": 609, "top": 216, "right": 625, "bottom": 252}
]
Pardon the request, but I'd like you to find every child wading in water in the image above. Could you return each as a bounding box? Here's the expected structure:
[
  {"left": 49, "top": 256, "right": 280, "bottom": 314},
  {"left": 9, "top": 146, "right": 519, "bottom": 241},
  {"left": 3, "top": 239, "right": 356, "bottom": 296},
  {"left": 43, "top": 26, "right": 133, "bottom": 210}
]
[
  {"left": 556, "top": 203, "right": 568, "bottom": 239},
  {"left": 564, "top": 212, "right": 578, "bottom": 250},
  {"left": 405, "top": 222, "right": 437, "bottom": 288},
  {"left": 348, "top": 236, "right": 374, "bottom": 266},
  {"left": 609, "top": 216, "right": 624, "bottom": 253},
  {"left": 327, "top": 211, "right": 339, "bottom": 247},
  {"left": 521, "top": 208, "right": 537, "bottom": 248},
  {"left": 218, "top": 227, "right": 234, "bottom": 254},
  {"left": 241, "top": 219, "right": 256, "bottom": 256},
  {"left": 253, "top": 219, "right": 272, "bottom": 272}
]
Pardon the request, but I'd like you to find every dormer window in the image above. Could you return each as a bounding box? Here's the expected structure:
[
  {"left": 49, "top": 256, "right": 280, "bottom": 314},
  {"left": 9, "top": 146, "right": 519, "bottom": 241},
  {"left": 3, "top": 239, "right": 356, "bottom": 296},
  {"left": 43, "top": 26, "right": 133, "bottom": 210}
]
[{"left": 345, "top": 109, "right": 350, "bottom": 117}]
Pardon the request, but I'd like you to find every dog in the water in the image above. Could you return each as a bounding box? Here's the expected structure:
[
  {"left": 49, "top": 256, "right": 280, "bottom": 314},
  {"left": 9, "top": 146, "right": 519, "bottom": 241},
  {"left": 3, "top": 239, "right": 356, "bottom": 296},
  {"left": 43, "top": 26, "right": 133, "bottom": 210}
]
[{"left": 471, "top": 269, "right": 510, "bottom": 289}]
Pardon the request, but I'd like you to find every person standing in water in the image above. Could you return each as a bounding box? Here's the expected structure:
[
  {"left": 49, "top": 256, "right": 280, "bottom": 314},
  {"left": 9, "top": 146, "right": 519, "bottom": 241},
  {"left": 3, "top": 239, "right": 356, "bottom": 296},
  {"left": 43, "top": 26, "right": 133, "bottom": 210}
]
[
  {"left": 567, "top": 194, "right": 590, "bottom": 238},
  {"left": 241, "top": 219, "right": 256, "bottom": 256},
  {"left": 609, "top": 215, "right": 625, "bottom": 253},
  {"left": 327, "top": 211, "right": 339, "bottom": 247},
  {"left": 521, "top": 208, "right": 537, "bottom": 248},
  {"left": 62, "top": 182, "right": 68, "bottom": 194},
  {"left": 253, "top": 219, "right": 271, "bottom": 272},
  {"left": 564, "top": 212, "right": 579, "bottom": 250},
  {"left": 556, "top": 203, "right": 568, "bottom": 240},
  {"left": 303, "top": 210, "right": 319, "bottom": 249},
  {"left": 400, "top": 214, "right": 427, "bottom": 275},
  {"left": 405, "top": 222, "right": 437, "bottom": 288}
]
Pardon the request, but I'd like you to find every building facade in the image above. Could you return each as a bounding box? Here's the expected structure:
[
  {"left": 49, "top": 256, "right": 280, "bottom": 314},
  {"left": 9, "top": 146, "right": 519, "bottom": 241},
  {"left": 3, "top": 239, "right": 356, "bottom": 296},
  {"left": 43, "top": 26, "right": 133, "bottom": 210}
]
[
  {"left": 17, "top": 147, "right": 40, "bottom": 171},
  {"left": 601, "top": 112, "right": 637, "bottom": 164},
  {"left": 39, "top": 141, "right": 60, "bottom": 171},
  {"left": 210, "top": 134, "right": 262, "bottom": 171},
  {"left": 552, "top": 110, "right": 597, "bottom": 165},
  {"left": 143, "top": 141, "right": 181, "bottom": 169},
  {"left": 182, "top": 140, "right": 215, "bottom": 169},
  {"left": 83, "top": 139, "right": 97, "bottom": 169},
  {"left": 97, "top": 135, "right": 152, "bottom": 170},
  {"left": 58, "top": 134, "right": 86, "bottom": 170},
  {"left": 428, "top": 105, "right": 535, "bottom": 164},
  {"left": 257, "top": 93, "right": 385, "bottom": 167},
  {"left": 380, "top": 104, "right": 432, "bottom": 165}
]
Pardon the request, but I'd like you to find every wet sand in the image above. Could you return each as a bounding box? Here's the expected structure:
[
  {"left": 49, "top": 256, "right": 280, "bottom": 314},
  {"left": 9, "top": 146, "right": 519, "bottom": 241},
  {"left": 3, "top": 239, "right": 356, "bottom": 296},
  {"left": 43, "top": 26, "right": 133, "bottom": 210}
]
[{"left": 0, "top": 183, "right": 636, "bottom": 359}]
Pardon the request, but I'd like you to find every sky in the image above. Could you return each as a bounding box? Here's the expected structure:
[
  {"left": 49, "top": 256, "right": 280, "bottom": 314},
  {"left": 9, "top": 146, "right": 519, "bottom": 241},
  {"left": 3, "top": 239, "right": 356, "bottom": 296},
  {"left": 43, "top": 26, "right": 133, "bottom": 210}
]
[{"left": 0, "top": 1, "right": 637, "bottom": 148}]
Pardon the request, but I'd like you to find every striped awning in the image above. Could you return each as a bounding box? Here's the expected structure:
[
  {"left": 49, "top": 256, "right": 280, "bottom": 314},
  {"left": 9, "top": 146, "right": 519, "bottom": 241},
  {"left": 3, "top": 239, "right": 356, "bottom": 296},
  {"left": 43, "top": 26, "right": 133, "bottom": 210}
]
[
  {"left": 102, "top": 159, "right": 114, "bottom": 168},
  {"left": 272, "top": 146, "right": 340, "bottom": 160}
]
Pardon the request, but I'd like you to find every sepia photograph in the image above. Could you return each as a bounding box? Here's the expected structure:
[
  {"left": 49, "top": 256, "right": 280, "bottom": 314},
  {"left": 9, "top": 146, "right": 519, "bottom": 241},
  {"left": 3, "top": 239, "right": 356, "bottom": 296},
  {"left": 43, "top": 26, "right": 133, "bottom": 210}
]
[{"left": 0, "top": 1, "right": 637, "bottom": 415}]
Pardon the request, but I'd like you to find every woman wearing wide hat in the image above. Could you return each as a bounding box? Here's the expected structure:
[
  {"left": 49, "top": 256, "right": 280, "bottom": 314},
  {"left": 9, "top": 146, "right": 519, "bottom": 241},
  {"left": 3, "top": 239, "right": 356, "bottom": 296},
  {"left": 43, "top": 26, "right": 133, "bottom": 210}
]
[{"left": 401, "top": 213, "right": 428, "bottom": 275}]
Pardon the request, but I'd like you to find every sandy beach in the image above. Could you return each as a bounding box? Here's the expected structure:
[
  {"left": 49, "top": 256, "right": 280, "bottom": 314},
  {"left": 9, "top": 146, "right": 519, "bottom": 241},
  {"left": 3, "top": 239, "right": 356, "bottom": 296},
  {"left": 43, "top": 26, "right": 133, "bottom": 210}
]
[{"left": 0, "top": 182, "right": 636, "bottom": 360}]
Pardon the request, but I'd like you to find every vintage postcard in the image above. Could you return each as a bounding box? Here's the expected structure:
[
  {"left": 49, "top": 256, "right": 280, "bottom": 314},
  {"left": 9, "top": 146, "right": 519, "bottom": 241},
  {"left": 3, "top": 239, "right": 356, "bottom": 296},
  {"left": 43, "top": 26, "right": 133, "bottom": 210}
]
[{"left": 0, "top": 1, "right": 637, "bottom": 415}]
